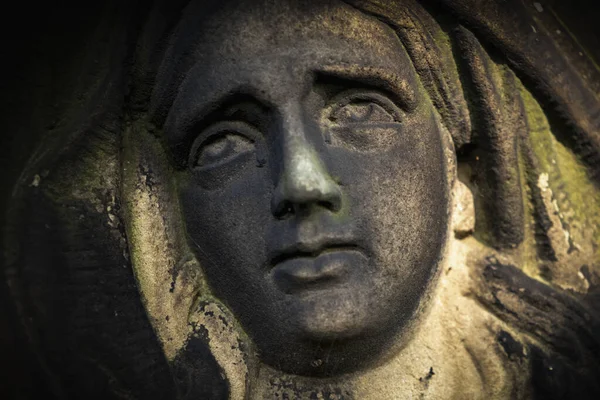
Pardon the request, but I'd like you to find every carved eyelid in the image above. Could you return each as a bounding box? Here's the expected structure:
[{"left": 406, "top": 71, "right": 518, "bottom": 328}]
[
  {"left": 325, "top": 90, "right": 404, "bottom": 123},
  {"left": 188, "top": 120, "right": 263, "bottom": 170}
]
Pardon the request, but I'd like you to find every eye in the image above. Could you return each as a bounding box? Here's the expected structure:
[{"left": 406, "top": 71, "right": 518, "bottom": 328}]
[
  {"left": 193, "top": 133, "right": 253, "bottom": 168},
  {"left": 322, "top": 91, "right": 404, "bottom": 152},
  {"left": 189, "top": 121, "right": 260, "bottom": 171},
  {"left": 327, "top": 91, "right": 402, "bottom": 125},
  {"left": 331, "top": 102, "right": 396, "bottom": 124}
]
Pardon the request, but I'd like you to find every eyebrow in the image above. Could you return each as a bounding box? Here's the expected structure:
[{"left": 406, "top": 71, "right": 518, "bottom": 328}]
[
  {"left": 166, "top": 63, "right": 418, "bottom": 148},
  {"left": 317, "top": 64, "right": 418, "bottom": 111}
]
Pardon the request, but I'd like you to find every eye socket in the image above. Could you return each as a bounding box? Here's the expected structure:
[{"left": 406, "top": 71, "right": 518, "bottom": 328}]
[
  {"left": 189, "top": 121, "right": 260, "bottom": 171},
  {"left": 194, "top": 133, "right": 253, "bottom": 168},
  {"left": 326, "top": 91, "right": 402, "bottom": 126},
  {"left": 322, "top": 91, "right": 404, "bottom": 152}
]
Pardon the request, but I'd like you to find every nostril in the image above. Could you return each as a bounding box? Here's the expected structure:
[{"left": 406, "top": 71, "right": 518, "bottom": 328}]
[
  {"left": 283, "top": 203, "right": 294, "bottom": 216},
  {"left": 321, "top": 185, "right": 343, "bottom": 213},
  {"left": 318, "top": 199, "right": 340, "bottom": 213},
  {"left": 275, "top": 200, "right": 295, "bottom": 219}
]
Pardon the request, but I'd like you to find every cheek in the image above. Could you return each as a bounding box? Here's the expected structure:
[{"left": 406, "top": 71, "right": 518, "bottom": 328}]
[
  {"left": 178, "top": 170, "right": 272, "bottom": 274},
  {"left": 368, "top": 163, "right": 446, "bottom": 272},
  {"left": 335, "top": 122, "right": 449, "bottom": 284}
]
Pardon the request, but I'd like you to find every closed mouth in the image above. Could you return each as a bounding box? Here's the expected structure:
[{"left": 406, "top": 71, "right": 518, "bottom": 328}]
[
  {"left": 270, "top": 243, "right": 361, "bottom": 267},
  {"left": 270, "top": 244, "right": 364, "bottom": 294}
]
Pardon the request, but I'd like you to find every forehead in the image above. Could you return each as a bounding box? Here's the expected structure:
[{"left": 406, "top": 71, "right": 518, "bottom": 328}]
[
  {"left": 160, "top": 0, "right": 419, "bottom": 128},
  {"left": 203, "top": 1, "right": 404, "bottom": 64}
]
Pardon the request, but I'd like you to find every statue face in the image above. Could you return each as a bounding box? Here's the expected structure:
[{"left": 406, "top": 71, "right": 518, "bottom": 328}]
[{"left": 161, "top": 1, "right": 450, "bottom": 375}]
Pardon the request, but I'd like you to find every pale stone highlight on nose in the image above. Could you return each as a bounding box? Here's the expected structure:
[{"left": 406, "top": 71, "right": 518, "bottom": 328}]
[{"left": 283, "top": 136, "right": 336, "bottom": 202}]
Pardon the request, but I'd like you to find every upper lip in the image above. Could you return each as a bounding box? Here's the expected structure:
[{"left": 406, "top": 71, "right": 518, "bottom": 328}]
[{"left": 269, "top": 238, "right": 361, "bottom": 267}]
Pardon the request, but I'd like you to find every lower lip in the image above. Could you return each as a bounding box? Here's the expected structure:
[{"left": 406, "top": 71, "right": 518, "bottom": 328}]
[{"left": 271, "top": 249, "right": 364, "bottom": 294}]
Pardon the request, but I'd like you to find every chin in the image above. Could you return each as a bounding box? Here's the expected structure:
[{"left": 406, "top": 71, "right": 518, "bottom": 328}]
[
  {"left": 264, "top": 290, "right": 397, "bottom": 374},
  {"left": 248, "top": 277, "right": 420, "bottom": 376},
  {"left": 257, "top": 286, "right": 422, "bottom": 376},
  {"left": 268, "top": 310, "right": 400, "bottom": 377},
  {"left": 286, "top": 284, "right": 372, "bottom": 338}
]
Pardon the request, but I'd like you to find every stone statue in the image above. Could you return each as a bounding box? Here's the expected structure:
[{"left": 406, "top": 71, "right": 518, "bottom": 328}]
[{"left": 3, "top": 0, "right": 600, "bottom": 399}]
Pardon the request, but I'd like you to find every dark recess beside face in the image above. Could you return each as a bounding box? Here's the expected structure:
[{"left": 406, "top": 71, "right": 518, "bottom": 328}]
[{"left": 159, "top": 0, "right": 450, "bottom": 375}]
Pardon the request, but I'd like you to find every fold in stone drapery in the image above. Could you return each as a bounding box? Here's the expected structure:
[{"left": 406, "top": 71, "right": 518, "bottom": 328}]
[
  {"left": 434, "top": 0, "right": 600, "bottom": 183},
  {"left": 453, "top": 26, "right": 526, "bottom": 249}
]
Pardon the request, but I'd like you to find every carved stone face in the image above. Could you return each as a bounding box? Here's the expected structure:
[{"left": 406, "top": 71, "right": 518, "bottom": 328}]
[{"left": 160, "top": 0, "right": 450, "bottom": 375}]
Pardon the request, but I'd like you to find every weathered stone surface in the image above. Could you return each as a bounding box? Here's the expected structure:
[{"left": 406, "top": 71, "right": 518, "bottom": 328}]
[{"left": 2, "top": 1, "right": 600, "bottom": 399}]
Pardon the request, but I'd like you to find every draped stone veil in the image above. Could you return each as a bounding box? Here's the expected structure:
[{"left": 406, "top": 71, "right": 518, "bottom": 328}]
[{"left": 4, "top": 0, "right": 600, "bottom": 399}]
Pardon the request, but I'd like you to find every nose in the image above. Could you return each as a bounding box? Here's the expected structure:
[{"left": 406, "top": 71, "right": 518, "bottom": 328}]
[{"left": 271, "top": 107, "right": 342, "bottom": 219}]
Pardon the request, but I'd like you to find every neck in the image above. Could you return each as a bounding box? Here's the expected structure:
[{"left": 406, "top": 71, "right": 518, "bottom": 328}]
[{"left": 249, "top": 321, "right": 461, "bottom": 399}]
